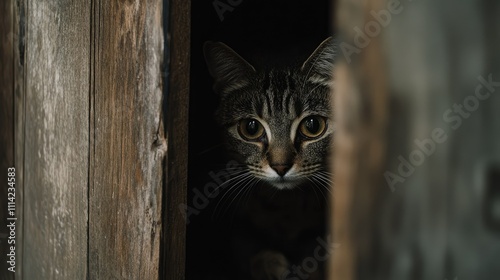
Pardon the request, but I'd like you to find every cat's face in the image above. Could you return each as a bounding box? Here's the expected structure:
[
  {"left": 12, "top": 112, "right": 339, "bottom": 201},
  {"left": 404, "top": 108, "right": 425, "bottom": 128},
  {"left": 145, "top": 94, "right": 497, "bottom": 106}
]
[{"left": 204, "top": 38, "right": 336, "bottom": 189}]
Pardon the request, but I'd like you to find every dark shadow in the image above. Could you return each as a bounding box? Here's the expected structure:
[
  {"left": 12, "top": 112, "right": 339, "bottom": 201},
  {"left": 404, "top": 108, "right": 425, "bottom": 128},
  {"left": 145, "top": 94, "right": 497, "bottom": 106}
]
[{"left": 187, "top": 1, "right": 334, "bottom": 279}]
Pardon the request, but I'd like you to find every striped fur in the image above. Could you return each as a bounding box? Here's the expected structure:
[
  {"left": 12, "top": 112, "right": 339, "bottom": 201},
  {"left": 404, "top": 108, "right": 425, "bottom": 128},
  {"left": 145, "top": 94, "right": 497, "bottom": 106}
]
[
  {"left": 204, "top": 38, "right": 336, "bottom": 280},
  {"left": 205, "top": 38, "right": 336, "bottom": 190}
]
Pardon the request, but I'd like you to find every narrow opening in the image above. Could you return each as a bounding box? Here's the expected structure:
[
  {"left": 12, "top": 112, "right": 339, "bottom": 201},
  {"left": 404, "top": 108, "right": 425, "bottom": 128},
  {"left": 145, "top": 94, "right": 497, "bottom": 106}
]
[{"left": 187, "top": 1, "right": 335, "bottom": 279}]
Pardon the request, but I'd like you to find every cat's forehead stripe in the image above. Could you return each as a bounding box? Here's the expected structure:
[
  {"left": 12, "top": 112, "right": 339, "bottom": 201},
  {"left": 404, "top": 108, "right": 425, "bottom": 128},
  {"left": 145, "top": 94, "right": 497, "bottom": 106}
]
[
  {"left": 219, "top": 67, "right": 331, "bottom": 126},
  {"left": 254, "top": 99, "right": 264, "bottom": 118},
  {"left": 284, "top": 89, "right": 292, "bottom": 115},
  {"left": 261, "top": 69, "right": 298, "bottom": 119},
  {"left": 264, "top": 91, "right": 273, "bottom": 117}
]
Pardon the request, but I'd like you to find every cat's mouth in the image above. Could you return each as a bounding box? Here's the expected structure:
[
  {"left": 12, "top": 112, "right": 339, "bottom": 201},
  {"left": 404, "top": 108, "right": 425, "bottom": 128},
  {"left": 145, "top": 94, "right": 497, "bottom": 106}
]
[
  {"left": 267, "top": 178, "right": 303, "bottom": 190},
  {"left": 261, "top": 174, "right": 306, "bottom": 190},
  {"left": 247, "top": 164, "right": 328, "bottom": 190},
  {"left": 259, "top": 164, "right": 331, "bottom": 190},
  {"left": 246, "top": 165, "right": 305, "bottom": 190}
]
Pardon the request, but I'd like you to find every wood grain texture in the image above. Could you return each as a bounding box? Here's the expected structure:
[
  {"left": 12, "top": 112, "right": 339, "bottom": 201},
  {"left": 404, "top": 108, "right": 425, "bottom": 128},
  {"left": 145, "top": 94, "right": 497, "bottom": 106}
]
[
  {"left": 13, "top": 0, "right": 25, "bottom": 279},
  {"left": 23, "top": 0, "right": 90, "bottom": 279},
  {"left": 161, "top": 0, "right": 190, "bottom": 279},
  {"left": 88, "top": 0, "right": 164, "bottom": 279},
  {"left": 0, "top": 0, "right": 15, "bottom": 279}
]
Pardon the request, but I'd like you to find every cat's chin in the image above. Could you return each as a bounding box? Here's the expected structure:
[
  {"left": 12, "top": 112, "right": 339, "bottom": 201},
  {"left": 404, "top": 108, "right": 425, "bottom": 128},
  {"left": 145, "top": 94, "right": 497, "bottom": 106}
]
[{"left": 265, "top": 178, "right": 302, "bottom": 190}]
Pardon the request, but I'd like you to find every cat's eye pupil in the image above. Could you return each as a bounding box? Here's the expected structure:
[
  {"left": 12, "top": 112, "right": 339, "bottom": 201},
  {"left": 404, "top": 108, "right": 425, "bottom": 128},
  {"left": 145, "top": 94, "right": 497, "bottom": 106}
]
[
  {"left": 238, "top": 118, "right": 265, "bottom": 141},
  {"left": 305, "top": 117, "right": 320, "bottom": 133},
  {"left": 246, "top": 120, "right": 259, "bottom": 135},
  {"left": 299, "top": 116, "right": 326, "bottom": 139}
]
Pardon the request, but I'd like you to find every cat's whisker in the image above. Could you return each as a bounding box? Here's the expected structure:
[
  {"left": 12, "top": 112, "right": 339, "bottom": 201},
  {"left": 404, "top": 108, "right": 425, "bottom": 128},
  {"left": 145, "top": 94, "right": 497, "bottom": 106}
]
[
  {"left": 315, "top": 172, "right": 334, "bottom": 188},
  {"left": 214, "top": 171, "right": 261, "bottom": 221},
  {"left": 310, "top": 174, "right": 333, "bottom": 196},
  {"left": 209, "top": 170, "right": 251, "bottom": 196},
  {"left": 224, "top": 167, "right": 251, "bottom": 177},
  {"left": 239, "top": 177, "right": 261, "bottom": 209},
  {"left": 213, "top": 173, "right": 253, "bottom": 220},
  {"left": 226, "top": 176, "right": 258, "bottom": 221},
  {"left": 218, "top": 165, "right": 249, "bottom": 171},
  {"left": 242, "top": 178, "right": 260, "bottom": 208},
  {"left": 305, "top": 177, "right": 323, "bottom": 204},
  {"left": 317, "top": 169, "right": 334, "bottom": 178},
  {"left": 216, "top": 173, "right": 252, "bottom": 204},
  {"left": 313, "top": 173, "right": 332, "bottom": 187},
  {"left": 207, "top": 163, "right": 248, "bottom": 169},
  {"left": 314, "top": 175, "right": 332, "bottom": 201},
  {"left": 317, "top": 168, "right": 333, "bottom": 174},
  {"left": 316, "top": 178, "right": 333, "bottom": 199},
  {"left": 213, "top": 165, "right": 262, "bottom": 220},
  {"left": 308, "top": 177, "right": 329, "bottom": 203},
  {"left": 214, "top": 167, "right": 249, "bottom": 176},
  {"left": 314, "top": 169, "right": 332, "bottom": 178}
]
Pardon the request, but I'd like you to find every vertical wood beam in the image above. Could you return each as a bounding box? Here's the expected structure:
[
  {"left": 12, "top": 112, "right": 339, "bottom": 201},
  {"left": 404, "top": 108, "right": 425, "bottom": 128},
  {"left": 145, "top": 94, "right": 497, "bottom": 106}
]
[
  {"left": 162, "top": 0, "right": 190, "bottom": 279},
  {"left": 331, "top": 0, "right": 389, "bottom": 279},
  {"left": 331, "top": 0, "right": 500, "bottom": 279},
  {"left": 89, "top": 0, "right": 164, "bottom": 278},
  {"left": 13, "top": 1, "right": 25, "bottom": 278},
  {"left": 23, "top": 0, "right": 90, "bottom": 278},
  {"left": 0, "top": 0, "right": 15, "bottom": 278}
]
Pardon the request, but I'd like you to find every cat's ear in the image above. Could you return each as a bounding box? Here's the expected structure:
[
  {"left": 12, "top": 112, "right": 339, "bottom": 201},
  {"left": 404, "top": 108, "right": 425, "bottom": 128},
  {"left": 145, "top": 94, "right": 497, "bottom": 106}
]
[
  {"left": 204, "top": 41, "right": 256, "bottom": 95},
  {"left": 301, "top": 37, "right": 337, "bottom": 86}
]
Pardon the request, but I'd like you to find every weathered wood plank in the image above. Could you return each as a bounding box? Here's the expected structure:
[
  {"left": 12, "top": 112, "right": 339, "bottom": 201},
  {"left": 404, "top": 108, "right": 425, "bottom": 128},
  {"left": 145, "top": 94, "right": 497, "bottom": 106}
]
[
  {"left": 331, "top": 0, "right": 389, "bottom": 279},
  {"left": 0, "top": 0, "right": 16, "bottom": 279},
  {"left": 23, "top": 0, "right": 90, "bottom": 279},
  {"left": 331, "top": 0, "right": 500, "bottom": 279},
  {"left": 13, "top": 0, "right": 25, "bottom": 279},
  {"left": 162, "top": 0, "right": 190, "bottom": 279},
  {"left": 88, "top": 0, "right": 164, "bottom": 278},
  {"left": 376, "top": 0, "right": 500, "bottom": 278}
]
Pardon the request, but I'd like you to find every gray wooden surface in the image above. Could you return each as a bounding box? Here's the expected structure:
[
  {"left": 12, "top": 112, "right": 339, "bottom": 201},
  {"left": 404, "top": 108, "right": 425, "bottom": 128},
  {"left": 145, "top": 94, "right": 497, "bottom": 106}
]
[
  {"left": 13, "top": 1, "right": 25, "bottom": 279},
  {"left": 331, "top": 0, "right": 500, "bottom": 279},
  {"left": 0, "top": 0, "right": 167, "bottom": 279},
  {"left": 23, "top": 0, "right": 90, "bottom": 278}
]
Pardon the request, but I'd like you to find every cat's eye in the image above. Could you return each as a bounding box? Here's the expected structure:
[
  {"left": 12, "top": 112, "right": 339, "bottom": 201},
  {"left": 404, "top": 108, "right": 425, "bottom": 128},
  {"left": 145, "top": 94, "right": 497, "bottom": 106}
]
[
  {"left": 238, "top": 119, "right": 265, "bottom": 141},
  {"left": 299, "top": 116, "right": 327, "bottom": 139}
]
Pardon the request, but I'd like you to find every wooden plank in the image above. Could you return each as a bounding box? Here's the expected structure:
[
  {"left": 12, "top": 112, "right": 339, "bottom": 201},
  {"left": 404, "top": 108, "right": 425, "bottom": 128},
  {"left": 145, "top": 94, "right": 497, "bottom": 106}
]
[
  {"left": 88, "top": 0, "right": 164, "bottom": 278},
  {"left": 161, "top": 0, "right": 190, "bottom": 279},
  {"left": 375, "top": 0, "right": 500, "bottom": 278},
  {"left": 330, "top": 0, "right": 389, "bottom": 279},
  {"left": 331, "top": 0, "right": 500, "bottom": 279},
  {"left": 0, "top": 0, "right": 15, "bottom": 279},
  {"left": 23, "top": 0, "right": 90, "bottom": 278},
  {"left": 13, "top": 0, "right": 25, "bottom": 278}
]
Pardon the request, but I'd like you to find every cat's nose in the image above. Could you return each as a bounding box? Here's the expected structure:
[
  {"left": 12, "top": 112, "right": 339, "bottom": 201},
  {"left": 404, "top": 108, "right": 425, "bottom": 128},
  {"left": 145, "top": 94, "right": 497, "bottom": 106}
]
[{"left": 271, "top": 164, "right": 291, "bottom": 177}]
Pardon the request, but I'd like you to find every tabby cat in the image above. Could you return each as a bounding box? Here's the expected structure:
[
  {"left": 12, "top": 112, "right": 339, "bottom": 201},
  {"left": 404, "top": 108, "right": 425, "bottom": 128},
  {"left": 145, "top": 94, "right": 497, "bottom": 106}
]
[{"left": 204, "top": 37, "right": 336, "bottom": 280}]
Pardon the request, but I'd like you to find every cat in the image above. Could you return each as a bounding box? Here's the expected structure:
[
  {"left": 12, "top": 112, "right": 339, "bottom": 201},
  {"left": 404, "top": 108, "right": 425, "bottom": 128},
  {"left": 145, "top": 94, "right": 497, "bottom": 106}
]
[{"left": 203, "top": 37, "right": 336, "bottom": 280}]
